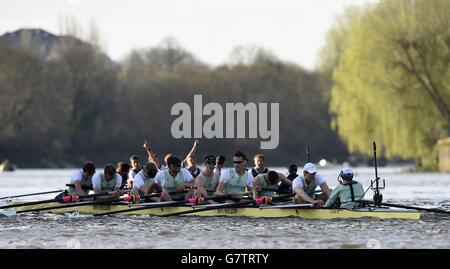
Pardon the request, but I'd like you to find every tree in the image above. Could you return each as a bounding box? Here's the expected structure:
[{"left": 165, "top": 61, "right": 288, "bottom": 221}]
[{"left": 322, "top": 0, "right": 450, "bottom": 169}]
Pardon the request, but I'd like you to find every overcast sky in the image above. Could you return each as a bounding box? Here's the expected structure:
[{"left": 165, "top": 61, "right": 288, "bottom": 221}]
[{"left": 1, "top": 0, "right": 375, "bottom": 70}]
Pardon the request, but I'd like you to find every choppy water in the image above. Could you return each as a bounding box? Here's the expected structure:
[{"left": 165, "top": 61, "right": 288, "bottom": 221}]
[{"left": 1, "top": 167, "right": 449, "bottom": 249}]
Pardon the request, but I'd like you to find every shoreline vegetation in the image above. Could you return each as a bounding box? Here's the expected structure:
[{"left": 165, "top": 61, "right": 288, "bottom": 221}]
[{"left": 1, "top": 0, "right": 449, "bottom": 170}]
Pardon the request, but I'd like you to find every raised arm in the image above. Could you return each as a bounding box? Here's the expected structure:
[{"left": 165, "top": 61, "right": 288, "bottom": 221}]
[
  {"left": 183, "top": 139, "right": 200, "bottom": 164},
  {"left": 143, "top": 139, "right": 161, "bottom": 169}
]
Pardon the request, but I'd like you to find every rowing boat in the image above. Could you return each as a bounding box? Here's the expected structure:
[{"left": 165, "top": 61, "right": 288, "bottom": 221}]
[{"left": 10, "top": 201, "right": 421, "bottom": 219}]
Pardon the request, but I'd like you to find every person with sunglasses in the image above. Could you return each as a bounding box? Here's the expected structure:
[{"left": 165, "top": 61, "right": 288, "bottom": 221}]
[
  {"left": 215, "top": 150, "right": 253, "bottom": 199},
  {"left": 154, "top": 156, "right": 194, "bottom": 201},
  {"left": 293, "top": 163, "right": 332, "bottom": 206}
]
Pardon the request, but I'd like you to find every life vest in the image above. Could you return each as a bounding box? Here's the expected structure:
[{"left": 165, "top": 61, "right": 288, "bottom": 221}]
[
  {"left": 256, "top": 174, "right": 279, "bottom": 197},
  {"left": 163, "top": 169, "right": 186, "bottom": 199},
  {"left": 251, "top": 167, "right": 269, "bottom": 178},
  {"left": 224, "top": 169, "right": 249, "bottom": 197},
  {"left": 99, "top": 173, "right": 118, "bottom": 192},
  {"left": 201, "top": 171, "right": 219, "bottom": 196}
]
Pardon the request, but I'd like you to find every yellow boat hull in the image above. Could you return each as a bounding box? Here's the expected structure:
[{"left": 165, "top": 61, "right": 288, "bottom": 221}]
[{"left": 13, "top": 202, "right": 421, "bottom": 219}]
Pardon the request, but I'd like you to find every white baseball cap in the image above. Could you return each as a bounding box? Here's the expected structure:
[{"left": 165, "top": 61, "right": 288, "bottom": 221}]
[{"left": 303, "top": 163, "right": 317, "bottom": 174}]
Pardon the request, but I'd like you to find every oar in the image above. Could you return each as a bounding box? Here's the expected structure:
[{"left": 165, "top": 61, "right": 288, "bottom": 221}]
[
  {"left": 254, "top": 193, "right": 296, "bottom": 205},
  {"left": 0, "top": 191, "right": 110, "bottom": 210},
  {"left": 14, "top": 192, "right": 167, "bottom": 214},
  {"left": 270, "top": 193, "right": 296, "bottom": 200},
  {"left": 161, "top": 199, "right": 256, "bottom": 217},
  {"left": 66, "top": 184, "right": 92, "bottom": 189},
  {"left": 262, "top": 188, "right": 321, "bottom": 195},
  {"left": 0, "top": 189, "right": 66, "bottom": 200},
  {"left": 93, "top": 194, "right": 234, "bottom": 216},
  {"left": 162, "top": 193, "right": 296, "bottom": 217},
  {"left": 360, "top": 200, "right": 450, "bottom": 215},
  {"left": 66, "top": 184, "right": 131, "bottom": 192},
  {"left": 16, "top": 198, "right": 125, "bottom": 213}
]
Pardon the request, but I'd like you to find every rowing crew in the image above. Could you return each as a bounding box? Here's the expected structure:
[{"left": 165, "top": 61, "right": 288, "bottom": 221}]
[{"left": 62, "top": 149, "right": 366, "bottom": 209}]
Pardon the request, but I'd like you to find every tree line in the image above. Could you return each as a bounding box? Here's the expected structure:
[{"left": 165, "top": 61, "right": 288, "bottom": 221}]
[{"left": 0, "top": 36, "right": 347, "bottom": 168}]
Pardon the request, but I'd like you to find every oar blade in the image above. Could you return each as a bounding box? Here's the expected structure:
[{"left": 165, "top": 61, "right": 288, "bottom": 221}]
[{"left": 0, "top": 209, "right": 17, "bottom": 217}]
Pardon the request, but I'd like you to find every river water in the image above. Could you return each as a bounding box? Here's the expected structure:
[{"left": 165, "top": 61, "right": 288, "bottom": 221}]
[{"left": 0, "top": 167, "right": 449, "bottom": 249}]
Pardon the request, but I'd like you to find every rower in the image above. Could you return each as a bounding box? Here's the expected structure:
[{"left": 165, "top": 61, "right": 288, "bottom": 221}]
[
  {"left": 243, "top": 157, "right": 249, "bottom": 171},
  {"left": 68, "top": 161, "right": 96, "bottom": 196},
  {"left": 324, "top": 168, "right": 365, "bottom": 209},
  {"left": 278, "top": 164, "right": 298, "bottom": 193},
  {"left": 293, "top": 163, "right": 332, "bottom": 206},
  {"left": 131, "top": 162, "right": 160, "bottom": 202},
  {"left": 160, "top": 153, "right": 173, "bottom": 170},
  {"left": 250, "top": 154, "right": 269, "bottom": 177},
  {"left": 128, "top": 155, "right": 142, "bottom": 181},
  {"left": 93, "top": 164, "right": 123, "bottom": 200},
  {"left": 154, "top": 156, "right": 194, "bottom": 201},
  {"left": 214, "top": 155, "right": 226, "bottom": 176},
  {"left": 116, "top": 162, "right": 131, "bottom": 189},
  {"left": 253, "top": 171, "right": 292, "bottom": 198},
  {"left": 193, "top": 155, "right": 220, "bottom": 198},
  {"left": 215, "top": 151, "right": 253, "bottom": 199}
]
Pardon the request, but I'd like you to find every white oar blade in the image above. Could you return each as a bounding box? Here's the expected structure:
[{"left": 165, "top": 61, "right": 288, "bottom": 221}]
[{"left": 0, "top": 209, "right": 17, "bottom": 217}]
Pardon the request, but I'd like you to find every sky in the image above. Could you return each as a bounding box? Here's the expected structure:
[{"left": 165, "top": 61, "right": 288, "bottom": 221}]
[{"left": 0, "top": 0, "right": 376, "bottom": 70}]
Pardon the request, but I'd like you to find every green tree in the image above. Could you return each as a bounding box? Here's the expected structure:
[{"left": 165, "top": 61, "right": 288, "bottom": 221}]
[{"left": 322, "top": 0, "right": 450, "bottom": 169}]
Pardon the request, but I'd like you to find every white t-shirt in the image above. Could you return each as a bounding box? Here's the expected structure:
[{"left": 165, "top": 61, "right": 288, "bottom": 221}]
[
  {"left": 219, "top": 169, "right": 253, "bottom": 188},
  {"left": 92, "top": 173, "right": 122, "bottom": 189},
  {"left": 292, "top": 173, "right": 326, "bottom": 190},
  {"left": 70, "top": 170, "right": 84, "bottom": 183},
  {"left": 154, "top": 168, "right": 193, "bottom": 189}
]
